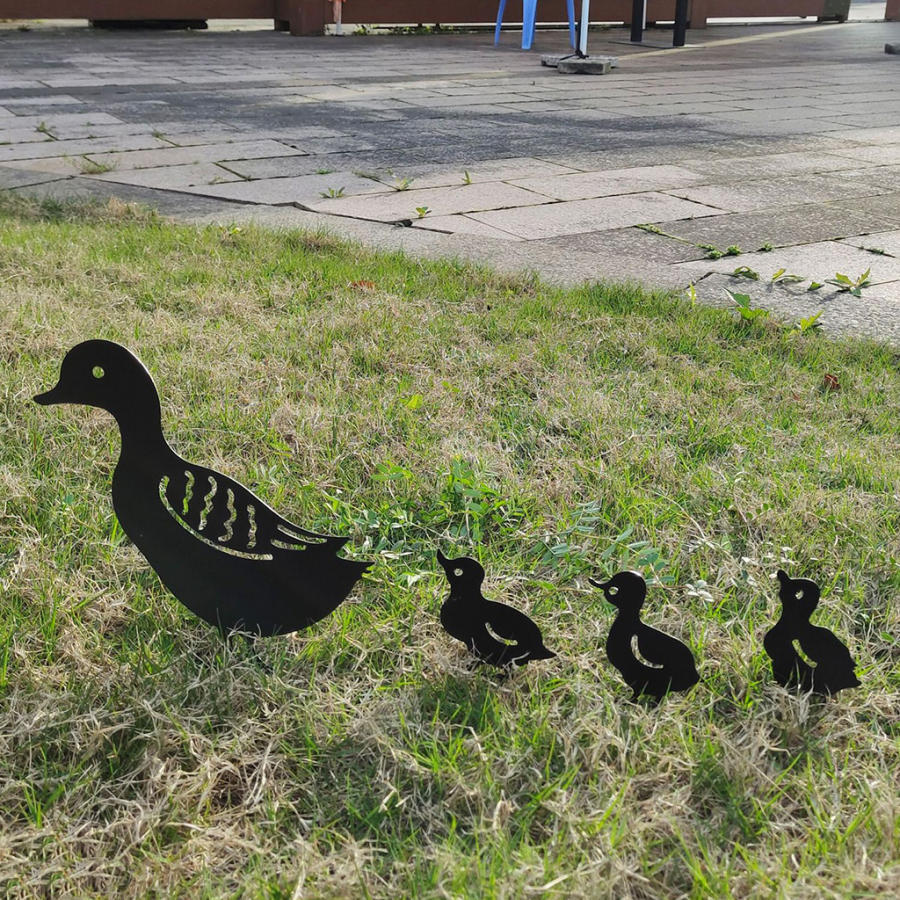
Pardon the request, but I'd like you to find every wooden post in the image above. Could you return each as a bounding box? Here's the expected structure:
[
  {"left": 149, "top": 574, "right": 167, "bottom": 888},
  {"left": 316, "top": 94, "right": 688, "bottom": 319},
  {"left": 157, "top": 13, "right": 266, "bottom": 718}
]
[{"left": 886, "top": 0, "right": 899, "bottom": 20}]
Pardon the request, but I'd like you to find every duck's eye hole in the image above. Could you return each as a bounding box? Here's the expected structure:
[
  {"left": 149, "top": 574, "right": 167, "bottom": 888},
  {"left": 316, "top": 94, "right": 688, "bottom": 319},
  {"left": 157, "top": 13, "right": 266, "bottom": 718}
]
[
  {"left": 92, "top": 366, "right": 105, "bottom": 379},
  {"left": 454, "top": 568, "right": 463, "bottom": 577},
  {"left": 609, "top": 585, "right": 618, "bottom": 596},
  {"left": 795, "top": 590, "right": 804, "bottom": 600}
]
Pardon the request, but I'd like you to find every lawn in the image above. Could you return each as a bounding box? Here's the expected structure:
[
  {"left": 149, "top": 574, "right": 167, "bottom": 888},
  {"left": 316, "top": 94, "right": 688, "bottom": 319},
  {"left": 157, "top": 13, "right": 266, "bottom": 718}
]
[{"left": 0, "top": 195, "right": 898, "bottom": 898}]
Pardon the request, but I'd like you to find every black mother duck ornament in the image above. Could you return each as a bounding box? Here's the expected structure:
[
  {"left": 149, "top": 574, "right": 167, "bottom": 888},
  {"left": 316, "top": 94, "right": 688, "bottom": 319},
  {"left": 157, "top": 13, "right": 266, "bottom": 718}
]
[
  {"left": 763, "top": 569, "right": 860, "bottom": 696},
  {"left": 35, "top": 340, "right": 371, "bottom": 637},
  {"left": 436, "top": 550, "right": 555, "bottom": 667},
  {"left": 591, "top": 571, "right": 699, "bottom": 702}
]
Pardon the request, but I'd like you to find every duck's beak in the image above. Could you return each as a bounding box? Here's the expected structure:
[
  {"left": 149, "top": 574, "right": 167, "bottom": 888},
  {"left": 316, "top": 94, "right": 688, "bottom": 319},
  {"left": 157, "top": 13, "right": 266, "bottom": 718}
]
[
  {"left": 33, "top": 381, "right": 67, "bottom": 406},
  {"left": 436, "top": 549, "right": 451, "bottom": 573},
  {"left": 775, "top": 569, "right": 790, "bottom": 586},
  {"left": 589, "top": 577, "right": 611, "bottom": 591}
]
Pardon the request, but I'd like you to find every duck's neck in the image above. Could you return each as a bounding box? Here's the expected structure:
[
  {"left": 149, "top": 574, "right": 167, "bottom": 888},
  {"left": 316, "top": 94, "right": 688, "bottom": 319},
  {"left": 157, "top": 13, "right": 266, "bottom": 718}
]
[{"left": 111, "top": 400, "right": 171, "bottom": 465}]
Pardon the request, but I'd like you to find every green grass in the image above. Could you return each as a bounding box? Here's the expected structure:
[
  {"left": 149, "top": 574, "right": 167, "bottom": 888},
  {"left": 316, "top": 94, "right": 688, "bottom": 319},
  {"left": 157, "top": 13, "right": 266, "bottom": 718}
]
[{"left": 1, "top": 195, "right": 898, "bottom": 898}]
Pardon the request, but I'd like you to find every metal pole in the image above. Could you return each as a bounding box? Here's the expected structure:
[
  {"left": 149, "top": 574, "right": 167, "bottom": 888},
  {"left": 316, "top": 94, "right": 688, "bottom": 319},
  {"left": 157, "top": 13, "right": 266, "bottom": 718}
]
[
  {"left": 630, "top": 0, "right": 644, "bottom": 43},
  {"left": 673, "top": 0, "right": 688, "bottom": 47},
  {"left": 579, "top": 0, "right": 590, "bottom": 57}
]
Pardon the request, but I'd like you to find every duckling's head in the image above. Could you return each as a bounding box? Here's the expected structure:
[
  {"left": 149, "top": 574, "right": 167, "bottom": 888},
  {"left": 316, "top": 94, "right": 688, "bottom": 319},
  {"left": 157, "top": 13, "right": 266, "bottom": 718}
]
[
  {"left": 589, "top": 570, "right": 646, "bottom": 612},
  {"left": 776, "top": 569, "right": 820, "bottom": 619},
  {"left": 34, "top": 340, "right": 160, "bottom": 425},
  {"left": 437, "top": 550, "right": 485, "bottom": 593}
]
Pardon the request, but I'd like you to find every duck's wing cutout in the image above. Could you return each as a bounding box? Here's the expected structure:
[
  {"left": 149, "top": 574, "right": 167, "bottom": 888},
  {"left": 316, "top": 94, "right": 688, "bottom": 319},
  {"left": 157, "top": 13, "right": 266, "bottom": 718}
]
[
  {"left": 160, "top": 464, "right": 340, "bottom": 558},
  {"left": 635, "top": 626, "right": 693, "bottom": 669},
  {"left": 632, "top": 633, "right": 666, "bottom": 668}
]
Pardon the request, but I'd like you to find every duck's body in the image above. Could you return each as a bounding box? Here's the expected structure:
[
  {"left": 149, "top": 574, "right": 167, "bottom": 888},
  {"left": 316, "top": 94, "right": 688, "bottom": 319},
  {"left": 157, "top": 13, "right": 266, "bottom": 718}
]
[
  {"left": 764, "top": 570, "right": 860, "bottom": 695},
  {"left": 437, "top": 551, "right": 555, "bottom": 667},
  {"left": 36, "top": 340, "right": 370, "bottom": 637},
  {"left": 592, "top": 572, "right": 699, "bottom": 702}
]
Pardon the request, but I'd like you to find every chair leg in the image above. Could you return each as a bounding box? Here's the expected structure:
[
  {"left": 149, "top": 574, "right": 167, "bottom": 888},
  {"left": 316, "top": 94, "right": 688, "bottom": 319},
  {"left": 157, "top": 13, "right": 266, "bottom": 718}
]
[
  {"left": 494, "top": 0, "right": 507, "bottom": 45},
  {"left": 522, "top": 0, "right": 537, "bottom": 49},
  {"left": 567, "top": 0, "right": 576, "bottom": 48}
]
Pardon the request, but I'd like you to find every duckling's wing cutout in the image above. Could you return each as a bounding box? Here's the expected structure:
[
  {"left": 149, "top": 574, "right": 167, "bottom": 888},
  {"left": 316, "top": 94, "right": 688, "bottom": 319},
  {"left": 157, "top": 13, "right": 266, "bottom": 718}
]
[
  {"left": 636, "top": 626, "right": 695, "bottom": 670},
  {"left": 161, "top": 464, "right": 339, "bottom": 558}
]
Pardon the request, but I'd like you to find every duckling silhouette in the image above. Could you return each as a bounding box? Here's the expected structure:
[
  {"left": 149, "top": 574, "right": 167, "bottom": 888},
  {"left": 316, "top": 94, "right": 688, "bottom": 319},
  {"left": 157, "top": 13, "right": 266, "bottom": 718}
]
[
  {"left": 763, "top": 569, "right": 860, "bottom": 695},
  {"left": 436, "top": 550, "right": 555, "bottom": 667},
  {"left": 590, "top": 571, "right": 699, "bottom": 702},
  {"left": 34, "top": 340, "right": 371, "bottom": 637}
]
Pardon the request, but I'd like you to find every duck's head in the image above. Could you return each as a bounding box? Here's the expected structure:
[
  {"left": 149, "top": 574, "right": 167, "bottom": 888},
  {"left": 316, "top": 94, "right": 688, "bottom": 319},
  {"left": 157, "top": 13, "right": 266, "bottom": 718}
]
[
  {"left": 589, "top": 570, "right": 646, "bottom": 612},
  {"left": 776, "top": 569, "right": 820, "bottom": 619},
  {"left": 437, "top": 550, "right": 485, "bottom": 593},
  {"left": 34, "top": 340, "right": 160, "bottom": 424}
]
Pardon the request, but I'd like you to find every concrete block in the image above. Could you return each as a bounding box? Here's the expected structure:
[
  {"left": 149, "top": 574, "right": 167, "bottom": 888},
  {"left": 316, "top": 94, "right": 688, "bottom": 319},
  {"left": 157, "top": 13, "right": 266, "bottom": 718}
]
[
  {"left": 557, "top": 58, "right": 613, "bottom": 76},
  {"left": 886, "top": 44, "right": 900, "bottom": 55}
]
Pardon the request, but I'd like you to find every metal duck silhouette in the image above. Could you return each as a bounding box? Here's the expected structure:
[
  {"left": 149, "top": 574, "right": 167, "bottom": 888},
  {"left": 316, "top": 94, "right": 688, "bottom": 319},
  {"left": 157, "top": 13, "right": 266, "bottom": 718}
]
[
  {"left": 34, "top": 340, "right": 371, "bottom": 637},
  {"left": 436, "top": 550, "right": 555, "bottom": 667},
  {"left": 590, "top": 571, "right": 699, "bottom": 702},
  {"left": 763, "top": 570, "right": 860, "bottom": 695}
]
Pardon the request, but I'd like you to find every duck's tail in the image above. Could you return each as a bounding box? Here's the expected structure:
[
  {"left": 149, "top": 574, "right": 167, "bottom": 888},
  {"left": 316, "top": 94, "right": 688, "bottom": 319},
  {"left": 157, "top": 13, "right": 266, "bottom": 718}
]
[{"left": 529, "top": 644, "right": 557, "bottom": 661}]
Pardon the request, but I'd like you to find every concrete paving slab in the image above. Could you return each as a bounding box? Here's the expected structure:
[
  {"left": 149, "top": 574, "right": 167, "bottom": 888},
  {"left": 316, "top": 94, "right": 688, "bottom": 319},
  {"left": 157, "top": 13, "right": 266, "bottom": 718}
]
[
  {"left": 666, "top": 173, "right": 892, "bottom": 214},
  {"left": 510, "top": 165, "right": 705, "bottom": 201},
  {"left": 470, "top": 193, "right": 726, "bottom": 240},
  {"left": 0, "top": 134, "right": 171, "bottom": 164},
  {"left": 537, "top": 226, "right": 708, "bottom": 264},
  {"left": 694, "top": 274, "right": 900, "bottom": 345},
  {"left": 92, "top": 162, "right": 245, "bottom": 190},
  {"left": 660, "top": 203, "right": 897, "bottom": 252},
  {"left": 838, "top": 230, "right": 900, "bottom": 257},
  {"left": 826, "top": 145, "right": 900, "bottom": 165},
  {"left": 677, "top": 240, "right": 900, "bottom": 285},
  {"left": 85, "top": 139, "right": 306, "bottom": 171},
  {"left": 0, "top": 165, "right": 68, "bottom": 190},
  {"left": 311, "top": 182, "right": 552, "bottom": 220},
  {"left": 411, "top": 215, "right": 523, "bottom": 241},
  {"left": 676, "top": 151, "right": 874, "bottom": 182},
  {"left": 179, "top": 172, "right": 391, "bottom": 205},
  {"left": 829, "top": 192, "right": 900, "bottom": 227}
]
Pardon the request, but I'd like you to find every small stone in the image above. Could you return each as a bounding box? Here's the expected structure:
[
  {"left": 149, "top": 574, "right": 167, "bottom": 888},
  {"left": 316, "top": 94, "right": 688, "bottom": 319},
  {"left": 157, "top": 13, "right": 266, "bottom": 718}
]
[
  {"left": 886, "top": 43, "right": 900, "bottom": 55},
  {"left": 557, "top": 58, "right": 612, "bottom": 76}
]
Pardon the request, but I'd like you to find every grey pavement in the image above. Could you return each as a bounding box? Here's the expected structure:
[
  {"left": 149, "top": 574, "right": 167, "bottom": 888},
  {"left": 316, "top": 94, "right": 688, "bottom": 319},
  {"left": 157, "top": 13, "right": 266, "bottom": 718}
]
[{"left": 2, "top": 12, "right": 900, "bottom": 343}]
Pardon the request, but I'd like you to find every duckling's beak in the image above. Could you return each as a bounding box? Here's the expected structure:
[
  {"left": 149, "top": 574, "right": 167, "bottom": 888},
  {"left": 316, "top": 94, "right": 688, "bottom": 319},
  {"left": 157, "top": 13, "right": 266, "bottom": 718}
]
[
  {"left": 775, "top": 569, "right": 790, "bottom": 586},
  {"left": 589, "top": 577, "right": 611, "bottom": 592},
  {"left": 436, "top": 549, "right": 451, "bottom": 573},
  {"left": 33, "top": 381, "right": 67, "bottom": 406}
]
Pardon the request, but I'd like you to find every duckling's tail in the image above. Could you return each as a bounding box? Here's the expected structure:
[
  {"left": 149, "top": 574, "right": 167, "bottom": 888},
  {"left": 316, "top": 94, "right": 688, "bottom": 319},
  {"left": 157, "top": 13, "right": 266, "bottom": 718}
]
[{"left": 530, "top": 644, "right": 557, "bottom": 661}]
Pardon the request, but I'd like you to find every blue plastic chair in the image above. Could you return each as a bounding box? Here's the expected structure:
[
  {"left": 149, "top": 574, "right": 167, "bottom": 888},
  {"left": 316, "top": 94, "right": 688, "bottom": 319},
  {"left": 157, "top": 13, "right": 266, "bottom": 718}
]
[{"left": 495, "top": 0, "right": 576, "bottom": 51}]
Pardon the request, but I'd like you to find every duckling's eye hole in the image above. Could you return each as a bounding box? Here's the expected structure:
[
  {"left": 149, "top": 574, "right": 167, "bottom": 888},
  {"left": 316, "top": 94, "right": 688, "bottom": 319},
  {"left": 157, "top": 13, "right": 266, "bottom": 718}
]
[
  {"left": 454, "top": 568, "right": 463, "bottom": 577},
  {"left": 92, "top": 366, "right": 105, "bottom": 379},
  {"left": 608, "top": 585, "right": 619, "bottom": 596},
  {"left": 795, "top": 589, "right": 804, "bottom": 600}
]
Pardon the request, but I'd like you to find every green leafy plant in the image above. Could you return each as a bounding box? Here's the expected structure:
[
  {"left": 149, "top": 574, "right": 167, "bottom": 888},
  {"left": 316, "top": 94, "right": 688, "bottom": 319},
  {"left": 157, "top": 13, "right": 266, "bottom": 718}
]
[
  {"left": 393, "top": 178, "right": 413, "bottom": 191},
  {"left": 826, "top": 268, "right": 871, "bottom": 297},
  {"left": 77, "top": 156, "right": 115, "bottom": 175},
  {"left": 724, "top": 245, "right": 742, "bottom": 256},
  {"left": 770, "top": 268, "right": 805, "bottom": 284},
  {"left": 731, "top": 266, "right": 760, "bottom": 281},
  {"left": 759, "top": 242, "right": 774, "bottom": 252},
  {"left": 700, "top": 243, "right": 724, "bottom": 259},
  {"left": 316, "top": 168, "right": 335, "bottom": 175},
  {"left": 415, "top": 206, "right": 430, "bottom": 219},
  {"left": 727, "top": 289, "right": 769, "bottom": 323},
  {"left": 462, "top": 171, "right": 473, "bottom": 185},
  {"left": 808, "top": 281, "right": 824, "bottom": 291},
  {"left": 320, "top": 186, "right": 346, "bottom": 199},
  {"left": 793, "top": 310, "right": 824, "bottom": 334},
  {"left": 36, "top": 121, "right": 52, "bottom": 136}
]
